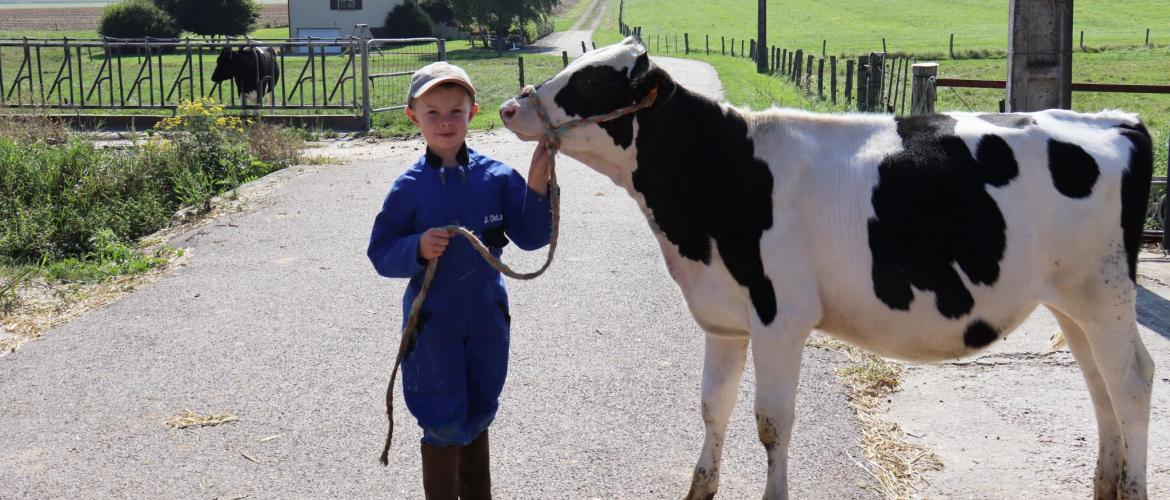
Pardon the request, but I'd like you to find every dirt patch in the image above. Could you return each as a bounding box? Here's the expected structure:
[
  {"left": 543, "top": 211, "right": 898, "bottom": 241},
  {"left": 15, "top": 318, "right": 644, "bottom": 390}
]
[{"left": 0, "top": 4, "right": 288, "bottom": 31}]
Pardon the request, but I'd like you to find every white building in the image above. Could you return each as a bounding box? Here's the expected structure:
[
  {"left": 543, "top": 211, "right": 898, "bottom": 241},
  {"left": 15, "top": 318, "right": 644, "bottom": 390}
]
[{"left": 287, "top": 0, "right": 405, "bottom": 39}]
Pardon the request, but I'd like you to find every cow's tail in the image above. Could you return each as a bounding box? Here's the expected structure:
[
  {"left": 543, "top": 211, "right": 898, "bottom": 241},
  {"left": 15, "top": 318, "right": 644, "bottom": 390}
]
[{"left": 1117, "top": 120, "right": 1154, "bottom": 281}]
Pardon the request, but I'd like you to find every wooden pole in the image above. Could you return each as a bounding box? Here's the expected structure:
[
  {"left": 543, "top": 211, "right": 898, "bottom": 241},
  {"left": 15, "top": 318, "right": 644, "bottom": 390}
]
[
  {"left": 518, "top": 56, "right": 525, "bottom": 88},
  {"left": 910, "top": 62, "right": 937, "bottom": 115},
  {"left": 949, "top": 33, "right": 955, "bottom": 58},
  {"left": 830, "top": 56, "right": 838, "bottom": 104},
  {"left": 757, "top": 0, "right": 767, "bottom": 72},
  {"left": 722, "top": 36, "right": 726, "bottom": 56},
  {"left": 868, "top": 52, "right": 885, "bottom": 111},
  {"left": 845, "top": 59, "right": 855, "bottom": 105},
  {"left": 781, "top": 48, "right": 788, "bottom": 75},
  {"left": 857, "top": 55, "right": 869, "bottom": 111},
  {"left": 806, "top": 54, "right": 814, "bottom": 89},
  {"left": 817, "top": 57, "right": 825, "bottom": 99},
  {"left": 581, "top": 41, "right": 587, "bottom": 54},
  {"left": 685, "top": 33, "right": 690, "bottom": 54},
  {"left": 706, "top": 34, "right": 709, "bottom": 55},
  {"left": 793, "top": 49, "right": 803, "bottom": 84},
  {"left": 562, "top": 50, "right": 569, "bottom": 67}
]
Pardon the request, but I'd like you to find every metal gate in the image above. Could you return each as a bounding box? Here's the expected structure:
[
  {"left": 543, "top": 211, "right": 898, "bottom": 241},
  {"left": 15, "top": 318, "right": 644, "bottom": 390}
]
[{"left": 0, "top": 36, "right": 444, "bottom": 130}]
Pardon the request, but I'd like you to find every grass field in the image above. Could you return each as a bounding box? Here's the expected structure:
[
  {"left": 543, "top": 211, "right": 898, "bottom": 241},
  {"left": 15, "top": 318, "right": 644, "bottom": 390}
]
[{"left": 604, "top": 0, "right": 1170, "bottom": 58}]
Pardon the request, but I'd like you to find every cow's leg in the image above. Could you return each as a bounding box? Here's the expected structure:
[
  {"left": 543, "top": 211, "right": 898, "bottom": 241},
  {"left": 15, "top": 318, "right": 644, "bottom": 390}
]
[
  {"left": 685, "top": 333, "right": 749, "bottom": 500},
  {"left": 750, "top": 327, "right": 809, "bottom": 500},
  {"left": 1054, "top": 281, "right": 1154, "bottom": 499},
  {"left": 1048, "top": 307, "right": 1125, "bottom": 498}
]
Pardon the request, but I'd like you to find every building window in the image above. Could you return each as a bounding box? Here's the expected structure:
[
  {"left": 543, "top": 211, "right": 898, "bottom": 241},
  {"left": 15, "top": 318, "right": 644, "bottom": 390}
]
[{"left": 331, "top": 0, "right": 361, "bottom": 10}]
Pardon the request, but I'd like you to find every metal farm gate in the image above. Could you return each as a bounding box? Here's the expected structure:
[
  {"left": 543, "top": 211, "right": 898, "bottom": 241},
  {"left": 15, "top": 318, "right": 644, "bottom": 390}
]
[{"left": 0, "top": 36, "right": 444, "bottom": 129}]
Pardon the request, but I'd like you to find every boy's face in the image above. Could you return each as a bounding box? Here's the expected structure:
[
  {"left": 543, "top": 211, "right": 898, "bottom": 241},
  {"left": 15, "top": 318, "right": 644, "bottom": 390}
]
[{"left": 406, "top": 85, "right": 479, "bottom": 157}]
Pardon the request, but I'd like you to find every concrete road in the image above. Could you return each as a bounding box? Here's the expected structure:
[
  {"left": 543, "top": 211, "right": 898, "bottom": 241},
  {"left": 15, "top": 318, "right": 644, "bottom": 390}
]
[{"left": 0, "top": 131, "right": 872, "bottom": 498}]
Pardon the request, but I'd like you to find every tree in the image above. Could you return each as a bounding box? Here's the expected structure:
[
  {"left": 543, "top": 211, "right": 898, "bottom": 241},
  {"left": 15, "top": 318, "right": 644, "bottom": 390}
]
[
  {"left": 99, "top": 0, "right": 181, "bottom": 38},
  {"left": 451, "top": 0, "right": 557, "bottom": 37},
  {"left": 419, "top": 0, "right": 456, "bottom": 26},
  {"left": 384, "top": 0, "right": 436, "bottom": 37},
  {"left": 154, "top": 0, "right": 260, "bottom": 37}
]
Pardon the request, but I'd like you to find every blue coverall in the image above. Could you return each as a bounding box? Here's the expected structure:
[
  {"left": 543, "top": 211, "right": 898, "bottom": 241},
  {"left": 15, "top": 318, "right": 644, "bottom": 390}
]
[{"left": 368, "top": 145, "right": 552, "bottom": 447}]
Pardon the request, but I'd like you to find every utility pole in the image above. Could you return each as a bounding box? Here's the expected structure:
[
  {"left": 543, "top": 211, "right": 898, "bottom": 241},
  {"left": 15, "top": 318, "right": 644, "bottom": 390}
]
[
  {"left": 757, "top": 0, "right": 767, "bottom": 72},
  {"left": 1006, "top": 0, "right": 1073, "bottom": 111}
]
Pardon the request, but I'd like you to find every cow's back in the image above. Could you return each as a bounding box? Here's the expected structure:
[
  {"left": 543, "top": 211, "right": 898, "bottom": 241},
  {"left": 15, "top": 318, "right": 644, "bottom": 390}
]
[{"left": 753, "top": 109, "right": 1151, "bottom": 361}]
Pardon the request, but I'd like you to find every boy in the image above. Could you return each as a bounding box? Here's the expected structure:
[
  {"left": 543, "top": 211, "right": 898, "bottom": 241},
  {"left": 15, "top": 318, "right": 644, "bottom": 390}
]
[{"left": 367, "top": 61, "right": 553, "bottom": 499}]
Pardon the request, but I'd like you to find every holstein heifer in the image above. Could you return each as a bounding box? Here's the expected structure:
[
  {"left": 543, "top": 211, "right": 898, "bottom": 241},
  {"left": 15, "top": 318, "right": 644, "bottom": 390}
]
[
  {"left": 499, "top": 38, "right": 1154, "bottom": 499},
  {"left": 210, "top": 45, "right": 280, "bottom": 108}
]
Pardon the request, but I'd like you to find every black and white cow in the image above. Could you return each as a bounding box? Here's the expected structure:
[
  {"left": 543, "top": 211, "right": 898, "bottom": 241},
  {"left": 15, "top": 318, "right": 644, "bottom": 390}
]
[
  {"left": 500, "top": 37, "right": 1155, "bottom": 499},
  {"left": 210, "top": 45, "right": 280, "bottom": 106}
]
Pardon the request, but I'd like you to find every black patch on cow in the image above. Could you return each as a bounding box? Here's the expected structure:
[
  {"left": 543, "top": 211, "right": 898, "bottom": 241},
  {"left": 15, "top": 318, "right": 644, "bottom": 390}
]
[
  {"left": 564, "top": 72, "right": 778, "bottom": 324},
  {"left": 977, "top": 114, "right": 1035, "bottom": 129},
  {"left": 554, "top": 64, "right": 644, "bottom": 149},
  {"left": 1047, "top": 140, "right": 1100, "bottom": 199},
  {"left": 868, "top": 115, "right": 1017, "bottom": 319},
  {"left": 963, "top": 319, "right": 998, "bottom": 348},
  {"left": 1117, "top": 122, "right": 1154, "bottom": 282}
]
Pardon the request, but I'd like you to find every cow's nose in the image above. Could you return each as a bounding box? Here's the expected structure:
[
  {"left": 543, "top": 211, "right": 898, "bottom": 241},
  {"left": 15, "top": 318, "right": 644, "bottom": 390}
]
[{"left": 500, "top": 99, "right": 519, "bottom": 122}]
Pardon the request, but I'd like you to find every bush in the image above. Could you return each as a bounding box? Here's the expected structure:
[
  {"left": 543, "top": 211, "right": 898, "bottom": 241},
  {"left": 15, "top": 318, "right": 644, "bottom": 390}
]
[
  {"left": 384, "top": 0, "right": 435, "bottom": 38},
  {"left": 154, "top": 0, "right": 260, "bottom": 37},
  {"left": 98, "top": 0, "right": 180, "bottom": 39},
  {"left": 0, "top": 98, "right": 302, "bottom": 269}
]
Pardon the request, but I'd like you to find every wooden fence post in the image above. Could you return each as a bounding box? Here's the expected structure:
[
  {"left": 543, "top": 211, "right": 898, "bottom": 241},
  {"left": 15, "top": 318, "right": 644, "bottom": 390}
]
[
  {"left": 685, "top": 33, "right": 690, "bottom": 54},
  {"left": 675, "top": 34, "right": 679, "bottom": 53},
  {"left": 731, "top": 37, "right": 735, "bottom": 57},
  {"left": 562, "top": 50, "right": 569, "bottom": 67},
  {"left": 1080, "top": 30, "right": 1084, "bottom": 50},
  {"left": 706, "top": 34, "right": 709, "bottom": 55},
  {"left": 949, "top": 33, "right": 955, "bottom": 58},
  {"left": 593, "top": 42, "right": 597, "bottom": 50},
  {"left": 822, "top": 39, "right": 826, "bottom": 57},
  {"left": 910, "top": 62, "right": 937, "bottom": 115},
  {"left": 856, "top": 55, "right": 869, "bottom": 111},
  {"left": 793, "top": 49, "right": 803, "bottom": 84},
  {"left": 741, "top": 39, "right": 745, "bottom": 57},
  {"left": 830, "top": 56, "right": 838, "bottom": 104},
  {"left": 806, "top": 54, "right": 814, "bottom": 89},
  {"left": 781, "top": 48, "right": 787, "bottom": 75},
  {"left": 581, "top": 41, "right": 587, "bottom": 54},
  {"left": 656, "top": 34, "right": 660, "bottom": 52},
  {"left": 845, "top": 59, "right": 855, "bottom": 105},
  {"left": 1146, "top": 28, "right": 1150, "bottom": 46},
  {"left": 722, "top": 36, "right": 726, "bottom": 56},
  {"left": 817, "top": 57, "right": 825, "bottom": 98},
  {"left": 518, "top": 56, "right": 525, "bottom": 88},
  {"left": 867, "top": 52, "right": 885, "bottom": 111}
]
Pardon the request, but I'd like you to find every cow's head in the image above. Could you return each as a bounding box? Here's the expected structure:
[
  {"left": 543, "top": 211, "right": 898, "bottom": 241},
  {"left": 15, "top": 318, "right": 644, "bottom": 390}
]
[
  {"left": 499, "top": 37, "right": 670, "bottom": 173},
  {"left": 210, "top": 48, "right": 242, "bottom": 83}
]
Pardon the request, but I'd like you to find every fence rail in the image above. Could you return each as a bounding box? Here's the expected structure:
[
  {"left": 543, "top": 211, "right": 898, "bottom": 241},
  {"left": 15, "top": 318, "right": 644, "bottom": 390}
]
[{"left": 0, "top": 36, "right": 443, "bottom": 128}]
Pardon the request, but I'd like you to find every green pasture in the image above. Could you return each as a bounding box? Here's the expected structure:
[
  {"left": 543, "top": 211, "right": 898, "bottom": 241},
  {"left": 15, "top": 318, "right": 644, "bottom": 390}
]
[{"left": 602, "top": 0, "right": 1170, "bottom": 58}]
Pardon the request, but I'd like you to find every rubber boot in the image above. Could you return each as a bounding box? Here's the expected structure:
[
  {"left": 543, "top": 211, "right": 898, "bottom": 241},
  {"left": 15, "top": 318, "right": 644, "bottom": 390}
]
[
  {"left": 420, "top": 442, "right": 460, "bottom": 500},
  {"left": 458, "top": 430, "right": 492, "bottom": 500}
]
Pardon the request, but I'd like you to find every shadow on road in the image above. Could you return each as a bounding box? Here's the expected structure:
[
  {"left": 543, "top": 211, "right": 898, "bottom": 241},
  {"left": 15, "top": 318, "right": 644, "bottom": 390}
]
[{"left": 1138, "top": 285, "right": 1170, "bottom": 341}]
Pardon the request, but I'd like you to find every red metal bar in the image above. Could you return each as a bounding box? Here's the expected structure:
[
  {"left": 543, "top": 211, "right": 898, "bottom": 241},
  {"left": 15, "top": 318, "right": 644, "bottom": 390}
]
[{"left": 936, "top": 78, "right": 1170, "bottom": 94}]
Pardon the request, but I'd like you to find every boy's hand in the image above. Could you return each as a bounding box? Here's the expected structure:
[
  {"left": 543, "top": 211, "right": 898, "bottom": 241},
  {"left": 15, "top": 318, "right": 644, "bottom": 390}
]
[
  {"left": 418, "top": 227, "right": 451, "bottom": 261},
  {"left": 528, "top": 139, "right": 552, "bottom": 197}
]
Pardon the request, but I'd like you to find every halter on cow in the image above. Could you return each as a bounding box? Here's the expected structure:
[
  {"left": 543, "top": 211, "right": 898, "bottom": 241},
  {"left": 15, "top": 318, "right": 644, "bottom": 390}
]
[{"left": 500, "top": 37, "right": 1154, "bottom": 499}]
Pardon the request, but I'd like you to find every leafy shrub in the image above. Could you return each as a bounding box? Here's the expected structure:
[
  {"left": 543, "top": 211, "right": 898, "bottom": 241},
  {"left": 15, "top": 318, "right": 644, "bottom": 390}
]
[
  {"left": 99, "top": 0, "right": 180, "bottom": 39},
  {"left": 0, "top": 97, "right": 301, "bottom": 272},
  {"left": 384, "top": 0, "right": 436, "bottom": 38}
]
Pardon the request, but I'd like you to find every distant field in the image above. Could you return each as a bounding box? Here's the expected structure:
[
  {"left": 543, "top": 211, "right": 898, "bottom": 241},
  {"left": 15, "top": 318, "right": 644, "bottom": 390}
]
[
  {"left": 606, "top": 0, "right": 1170, "bottom": 58},
  {"left": 0, "top": 3, "right": 287, "bottom": 32}
]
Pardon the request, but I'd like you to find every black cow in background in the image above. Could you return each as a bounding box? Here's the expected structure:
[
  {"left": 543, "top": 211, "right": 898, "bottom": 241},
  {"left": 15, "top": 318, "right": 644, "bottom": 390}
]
[{"left": 210, "top": 46, "right": 280, "bottom": 108}]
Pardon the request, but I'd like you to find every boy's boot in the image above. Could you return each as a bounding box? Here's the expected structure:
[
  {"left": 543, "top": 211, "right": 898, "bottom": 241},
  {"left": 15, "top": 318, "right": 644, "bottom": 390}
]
[
  {"left": 458, "top": 430, "right": 492, "bottom": 500},
  {"left": 420, "top": 443, "right": 460, "bottom": 500}
]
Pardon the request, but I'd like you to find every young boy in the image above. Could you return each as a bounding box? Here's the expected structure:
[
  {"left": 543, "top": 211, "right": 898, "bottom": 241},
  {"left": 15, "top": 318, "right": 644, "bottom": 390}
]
[{"left": 367, "top": 61, "right": 553, "bottom": 499}]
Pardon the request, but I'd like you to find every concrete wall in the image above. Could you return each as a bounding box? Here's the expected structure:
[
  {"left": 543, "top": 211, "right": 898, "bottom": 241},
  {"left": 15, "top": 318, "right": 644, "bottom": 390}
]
[{"left": 288, "top": 0, "right": 404, "bottom": 38}]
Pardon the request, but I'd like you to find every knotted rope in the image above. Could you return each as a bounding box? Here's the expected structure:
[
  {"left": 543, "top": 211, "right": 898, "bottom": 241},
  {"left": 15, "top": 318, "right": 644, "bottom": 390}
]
[{"left": 380, "top": 85, "right": 660, "bottom": 465}]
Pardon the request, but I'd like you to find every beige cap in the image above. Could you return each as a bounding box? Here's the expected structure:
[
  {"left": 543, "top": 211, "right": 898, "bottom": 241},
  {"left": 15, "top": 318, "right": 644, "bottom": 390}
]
[{"left": 408, "top": 61, "right": 476, "bottom": 105}]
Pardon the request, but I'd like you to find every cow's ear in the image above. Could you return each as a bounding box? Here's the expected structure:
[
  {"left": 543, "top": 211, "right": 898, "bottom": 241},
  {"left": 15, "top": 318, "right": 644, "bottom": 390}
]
[{"left": 629, "top": 52, "right": 650, "bottom": 80}]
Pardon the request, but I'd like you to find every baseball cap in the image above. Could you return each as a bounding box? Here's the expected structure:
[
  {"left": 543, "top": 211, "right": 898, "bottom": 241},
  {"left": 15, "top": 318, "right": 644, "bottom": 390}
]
[{"left": 408, "top": 61, "right": 476, "bottom": 105}]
